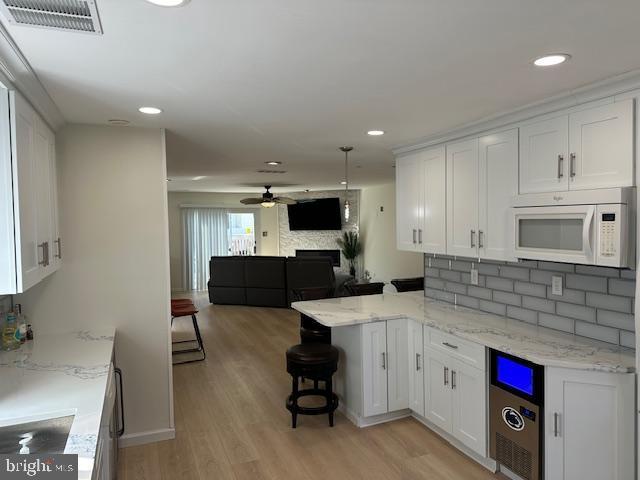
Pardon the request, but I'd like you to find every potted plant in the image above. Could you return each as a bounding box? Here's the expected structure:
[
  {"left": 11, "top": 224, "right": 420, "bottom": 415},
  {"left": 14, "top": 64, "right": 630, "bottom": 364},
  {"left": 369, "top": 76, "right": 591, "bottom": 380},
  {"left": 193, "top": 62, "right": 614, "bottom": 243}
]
[{"left": 336, "top": 231, "right": 362, "bottom": 277}]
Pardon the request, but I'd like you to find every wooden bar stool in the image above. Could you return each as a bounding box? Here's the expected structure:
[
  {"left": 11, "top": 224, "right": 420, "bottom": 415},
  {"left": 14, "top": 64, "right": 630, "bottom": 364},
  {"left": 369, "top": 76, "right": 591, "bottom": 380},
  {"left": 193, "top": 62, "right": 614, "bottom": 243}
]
[
  {"left": 171, "top": 302, "right": 206, "bottom": 364},
  {"left": 285, "top": 343, "right": 339, "bottom": 428}
]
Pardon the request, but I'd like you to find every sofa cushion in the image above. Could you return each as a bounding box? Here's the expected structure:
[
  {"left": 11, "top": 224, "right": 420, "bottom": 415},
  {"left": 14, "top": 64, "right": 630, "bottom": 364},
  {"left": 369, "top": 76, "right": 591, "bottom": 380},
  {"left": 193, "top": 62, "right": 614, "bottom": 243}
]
[
  {"left": 210, "top": 256, "right": 246, "bottom": 287},
  {"left": 246, "top": 288, "right": 288, "bottom": 308},
  {"left": 286, "top": 256, "right": 336, "bottom": 305},
  {"left": 244, "top": 256, "right": 286, "bottom": 289}
]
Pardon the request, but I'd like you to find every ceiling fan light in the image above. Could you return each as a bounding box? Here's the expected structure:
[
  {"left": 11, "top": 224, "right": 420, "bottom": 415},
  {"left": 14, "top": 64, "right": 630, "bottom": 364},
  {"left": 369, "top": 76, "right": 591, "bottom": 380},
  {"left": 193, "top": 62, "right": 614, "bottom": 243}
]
[{"left": 261, "top": 201, "right": 276, "bottom": 208}]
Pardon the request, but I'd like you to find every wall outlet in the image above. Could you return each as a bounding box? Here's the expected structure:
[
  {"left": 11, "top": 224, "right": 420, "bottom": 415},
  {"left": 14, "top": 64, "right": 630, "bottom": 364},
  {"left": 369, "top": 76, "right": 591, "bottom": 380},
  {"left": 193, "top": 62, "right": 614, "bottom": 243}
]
[
  {"left": 470, "top": 268, "right": 479, "bottom": 286},
  {"left": 551, "top": 275, "right": 563, "bottom": 296}
]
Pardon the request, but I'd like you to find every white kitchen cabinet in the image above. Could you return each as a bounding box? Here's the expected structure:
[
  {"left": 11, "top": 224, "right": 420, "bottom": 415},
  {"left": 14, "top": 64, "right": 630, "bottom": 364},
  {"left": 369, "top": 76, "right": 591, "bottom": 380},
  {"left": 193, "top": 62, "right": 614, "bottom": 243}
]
[
  {"left": 396, "top": 153, "right": 422, "bottom": 251},
  {"left": 424, "top": 346, "right": 452, "bottom": 432},
  {"left": 519, "top": 115, "right": 568, "bottom": 194},
  {"left": 424, "top": 328, "right": 487, "bottom": 457},
  {"left": 407, "top": 319, "right": 424, "bottom": 415},
  {"left": 568, "top": 100, "right": 634, "bottom": 190},
  {"left": 446, "top": 138, "right": 479, "bottom": 257},
  {"left": 545, "top": 367, "right": 634, "bottom": 480},
  {"left": 396, "top": 146, "right": 446, "bottom": 254},
  {"left": 387, "top": 318, "right": 409, "bottom": 412},
  {"left": 446, "top": 131, "right": 517, "bottom": 261},
  {"left": 520, "top": 100, "right": 634, "bottom": 194},
  {"left": 478, "top": 129, "right": 518, "bottom": 260},
  {"left": 0, "top": 90, "right": 60, "bottom": 294},
  {"left": 450, "top": 358, "right": 486, "bottom": 456},
  {"left": 362, "top": 321, "right": 388, "bottom": 417}
]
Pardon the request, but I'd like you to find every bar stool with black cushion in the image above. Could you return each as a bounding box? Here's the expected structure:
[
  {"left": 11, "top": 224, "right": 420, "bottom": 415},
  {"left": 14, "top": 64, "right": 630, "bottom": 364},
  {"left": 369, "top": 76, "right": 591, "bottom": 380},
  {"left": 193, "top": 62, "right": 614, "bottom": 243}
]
[
  {"left": 345, "top": 282, "right": 385, "bottom": 296},
  {"left": 171, "top": 302, "right": 206, "bottom": 364},
  {"left": 291, "top": 287, "right": 333, "bottom": 345},
  {"left": 390, "top": 277, "right": 424, "bottom": 292},
  {"left": 286, "top": 343, "right": 339, "bottom": 428}
]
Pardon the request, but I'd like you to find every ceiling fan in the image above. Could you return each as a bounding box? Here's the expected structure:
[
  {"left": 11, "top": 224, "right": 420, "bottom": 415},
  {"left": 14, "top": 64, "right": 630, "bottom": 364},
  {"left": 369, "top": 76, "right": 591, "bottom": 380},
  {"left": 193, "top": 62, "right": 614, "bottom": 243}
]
[{"left": 240, "top": 185, "right": 296, "bottom": 208}]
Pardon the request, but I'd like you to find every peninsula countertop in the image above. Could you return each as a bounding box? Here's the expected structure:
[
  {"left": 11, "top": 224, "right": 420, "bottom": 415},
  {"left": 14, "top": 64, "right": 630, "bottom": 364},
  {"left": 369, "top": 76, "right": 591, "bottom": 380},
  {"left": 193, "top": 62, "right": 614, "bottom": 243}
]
[
  {"left": 292, "top": 291, "right": 635, "bottom": 373},
  {"left": 0, "top": 329, "right": 116, "bottom": 480}
]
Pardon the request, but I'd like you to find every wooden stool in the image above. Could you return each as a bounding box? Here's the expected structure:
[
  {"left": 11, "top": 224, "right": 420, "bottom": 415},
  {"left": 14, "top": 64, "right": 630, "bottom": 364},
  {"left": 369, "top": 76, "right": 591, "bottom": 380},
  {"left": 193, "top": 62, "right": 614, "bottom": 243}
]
[
  {"left": 171, "top": 303, "right": 206, "bottom": 364},
  {"left": 285, "top": 343, "right": 339, "bottom": 428}
]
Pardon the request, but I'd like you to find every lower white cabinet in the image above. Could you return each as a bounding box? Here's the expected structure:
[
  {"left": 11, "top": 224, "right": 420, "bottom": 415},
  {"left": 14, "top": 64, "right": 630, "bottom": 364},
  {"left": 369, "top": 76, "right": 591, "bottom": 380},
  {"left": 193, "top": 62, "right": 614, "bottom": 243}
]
[
  {"left": 424, "top": 328, "right": 487, "bottom": 457},
  {"left": 407, "top": 319, "right": 424, "bottom": 415},
  {"left": 544, "top": 367, "right": 634, "bottom": 480},
  {"left": 362, "top": 319, "right": 409, "bottom": 417}
]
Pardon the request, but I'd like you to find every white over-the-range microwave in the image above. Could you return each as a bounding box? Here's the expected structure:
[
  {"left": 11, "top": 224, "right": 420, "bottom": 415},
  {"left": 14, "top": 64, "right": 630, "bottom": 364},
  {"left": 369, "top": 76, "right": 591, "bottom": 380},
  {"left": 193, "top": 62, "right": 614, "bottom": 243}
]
[{"left": 510, "top": 187, "right": 636, "bottom": 267}]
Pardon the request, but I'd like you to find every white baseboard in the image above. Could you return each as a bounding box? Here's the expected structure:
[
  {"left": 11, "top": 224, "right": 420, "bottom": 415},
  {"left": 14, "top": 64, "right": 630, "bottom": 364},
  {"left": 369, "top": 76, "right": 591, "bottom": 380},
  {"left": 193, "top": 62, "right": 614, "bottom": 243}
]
[
  {"left": 337, "top": 404, "right": 411, "bottom": 428},
  {"left": 118, "top": 427, "right": 175, "bottom": 448}
]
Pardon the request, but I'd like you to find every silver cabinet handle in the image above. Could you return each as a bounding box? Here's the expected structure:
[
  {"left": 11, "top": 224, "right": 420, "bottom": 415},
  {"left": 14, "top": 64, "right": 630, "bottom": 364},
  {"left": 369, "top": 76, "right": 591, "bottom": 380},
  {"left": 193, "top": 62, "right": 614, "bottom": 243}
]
[
  {"left": 418, "top": 229, "right": 423, "bottom": 244},
  {"left": 553, "top": 412, "right": 560, "bottom": 437},
  {"left": 558, "top": 154, "right": 564, "bottom": 179},
  {"left": 443, "top": 366, "right": 449, "bottom": 386},
  {"left": 570, "top": 153, "right": 576, "bottom": 178},
  {"left": 416, "top": 353, "right": 421, "bottom": 371},
  {"left": 442, "top": 342, "right": 458, "bottom": 350},
  {"left": 115, "top": 367, "right": 125, "bottom": 437},
  {"left": 451, "top": 370, "right": 456, "bottom": 389},
  {"left": 470, "top": 230, "right": 476, "bottom": 248},
  {"left": 55, "top": 237, "right": 62, "bottom": 259},
  {"left": 412, "top": 229, "right": 417, "bottom": 244},
  {"left": 478, "top": 230, "right": 484, "bottom": 248},
  {"left": 382, "top": 352, "right": 386, "bottom": 370}
]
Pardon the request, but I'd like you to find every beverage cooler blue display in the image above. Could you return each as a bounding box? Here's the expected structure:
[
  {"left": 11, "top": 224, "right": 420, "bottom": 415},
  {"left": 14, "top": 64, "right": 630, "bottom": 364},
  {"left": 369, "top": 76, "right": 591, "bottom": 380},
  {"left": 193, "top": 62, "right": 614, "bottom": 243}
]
[{"left": 495, "top": 355, "right": 534, "bottom": 396}]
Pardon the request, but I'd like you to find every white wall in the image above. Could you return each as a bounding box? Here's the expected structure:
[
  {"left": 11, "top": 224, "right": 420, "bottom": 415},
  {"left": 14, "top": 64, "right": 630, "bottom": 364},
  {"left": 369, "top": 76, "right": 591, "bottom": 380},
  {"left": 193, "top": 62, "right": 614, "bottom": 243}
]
[
  {"left": 16, "top": 124, "right": 174, "bottom": 446},
  {"left": 360, "top": 182, "right": 423, "bottom": 283},
  {"left": 167, "top": 191, "right": 279, "bottom": 291}
]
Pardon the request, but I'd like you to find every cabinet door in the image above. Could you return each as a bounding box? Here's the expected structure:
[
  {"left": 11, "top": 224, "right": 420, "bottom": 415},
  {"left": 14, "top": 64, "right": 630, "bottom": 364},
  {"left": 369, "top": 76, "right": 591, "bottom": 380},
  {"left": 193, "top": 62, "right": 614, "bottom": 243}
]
[
  {"left": 396, "top": 154, "right": 421, "bottom": 251},
  {"left": 407, "top": 319, "right": 424, "bottom": 416},
  {"left": 451, "top": 359, "right": 487, "bottom": 457},
  {"left": 45, "top": 123, "right": 61, "bottom": 271},
  {"left": 420, "top": 145, "right": 446, "bottom": 254},
  {"left": 478, "top": 129, "right": 518, "bottom": 261},
  {"left": 545, "top": 367, "right": 634, "bottom": 480},
  {"left": 568, "top": 100, "right": 634, "bottom": 190},
  {"left": 519, "top": 115, "right": 569, "bottom": 193},
  {"left": 13, "top": 93, "right": 42, "bottom": 291},
  {"left": 33, "top": 116, "right": 53, "bottom": 276},
  {"left": 386, "top": 318, "right": 409, "bottom": 412},
  {"left": 362, "top": 322, "right": 388, "bottom": 417},
  {"left": 446, "top": 138, "right": 479, "bottom": 257},
  {"left": 0, "top": 89, "right": 16, "bottom": 294},
  {"left": 423, "top": 347, "right": 452, "bottom": 432}
]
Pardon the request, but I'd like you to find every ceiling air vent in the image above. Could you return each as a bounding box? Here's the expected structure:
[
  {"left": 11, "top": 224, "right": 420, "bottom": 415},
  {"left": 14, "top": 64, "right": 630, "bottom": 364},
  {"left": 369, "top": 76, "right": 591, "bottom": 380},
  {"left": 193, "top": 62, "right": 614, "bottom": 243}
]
[
  {"left": 0, "top": 0, "right": 103, "bottom": 34},
  {"left": 256, "top": 169, "right": 287, "bottom": 174}
]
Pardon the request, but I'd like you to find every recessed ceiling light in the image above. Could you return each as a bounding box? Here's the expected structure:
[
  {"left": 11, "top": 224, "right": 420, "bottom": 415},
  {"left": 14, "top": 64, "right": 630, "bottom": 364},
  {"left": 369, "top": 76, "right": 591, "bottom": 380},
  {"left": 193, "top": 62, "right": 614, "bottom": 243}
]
[
  {"left": 533, "top": 54, "right": 571, "bottom": 67},
  {"left": 192, "top": 176, "right": 206, "bottom": 181},
  {"left": 367, "top": 130, "right": 385, "bottom": 136},
  {"left": 145, "top": 0, "right": 190, "bottom": 6},
  {"left": 265, "top": 161, "right": 282, "bottom": 166},
  {"left": 138, "top": 106, "right": 162, "bottom": 115},
  {"left": 340, "top": 181, "right": 347, "bottom": 185},
  {"left": 108, "top": 119, "right": 130, "bottom": 126}
]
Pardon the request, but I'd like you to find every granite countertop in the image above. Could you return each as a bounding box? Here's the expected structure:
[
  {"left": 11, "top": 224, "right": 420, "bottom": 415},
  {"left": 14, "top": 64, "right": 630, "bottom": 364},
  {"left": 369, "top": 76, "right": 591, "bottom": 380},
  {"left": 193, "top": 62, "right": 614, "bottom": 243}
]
[
  {"left": 292, "top": 291, "right": 636, "bottom": 373},
  {"left": 0, "top": 329, "right": 115, "bottom": 480}
]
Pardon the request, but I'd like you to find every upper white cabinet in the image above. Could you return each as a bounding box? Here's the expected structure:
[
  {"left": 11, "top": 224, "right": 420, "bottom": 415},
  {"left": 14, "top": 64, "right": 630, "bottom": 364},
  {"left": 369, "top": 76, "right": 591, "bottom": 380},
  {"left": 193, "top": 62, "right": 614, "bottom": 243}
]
[
  {"left": 545, "top": 367, "right": 634, "bottom": 480},
  {"left": 447, "top": 130, "right": 518, "bottom": 261},
  {"left": 396, "top": 146, "right": 446, "bottom": 254},
  {"left": 0, "top": 90, "right": 60, "bottom": 294},
  {"left": 520, "top": 99, "right": 634, "bottom": 193}
]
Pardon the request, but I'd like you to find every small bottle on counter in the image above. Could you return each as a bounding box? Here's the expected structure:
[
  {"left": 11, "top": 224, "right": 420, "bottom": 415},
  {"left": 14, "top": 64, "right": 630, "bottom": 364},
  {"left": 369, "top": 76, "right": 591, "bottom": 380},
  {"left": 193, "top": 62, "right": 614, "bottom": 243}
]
[
  {"left": 14, "top": 304, "right": 26, "bottom": 344},
  {"left": 26, "top": 324, "right": 33, "bottom": 341},
  {"left": 2, "top": 311, "right": 20, "bottom": 351}
]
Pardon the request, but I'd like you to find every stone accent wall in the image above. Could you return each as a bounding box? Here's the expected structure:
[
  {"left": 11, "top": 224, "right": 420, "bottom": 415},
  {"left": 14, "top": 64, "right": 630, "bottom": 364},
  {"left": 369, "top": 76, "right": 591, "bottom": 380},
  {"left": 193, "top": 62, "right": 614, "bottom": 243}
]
[
  {"left": 278, "top": 190, "right": 360, "bottom": 275},
  {"left": 424, "top": 255, "right": 636, "bottom": 348}
]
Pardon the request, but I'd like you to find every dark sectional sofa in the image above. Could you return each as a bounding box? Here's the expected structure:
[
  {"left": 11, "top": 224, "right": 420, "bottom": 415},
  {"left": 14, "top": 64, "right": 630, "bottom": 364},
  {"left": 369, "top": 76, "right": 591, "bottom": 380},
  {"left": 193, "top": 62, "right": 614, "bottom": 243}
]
[{"left": 208, "top": 255, "right": 350, "bottom": 308}]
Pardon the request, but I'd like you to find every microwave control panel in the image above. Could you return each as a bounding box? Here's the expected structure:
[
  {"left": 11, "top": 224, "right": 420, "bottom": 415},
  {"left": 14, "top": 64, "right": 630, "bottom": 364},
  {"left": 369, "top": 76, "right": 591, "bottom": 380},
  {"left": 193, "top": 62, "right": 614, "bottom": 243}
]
[{"left": 599, "top": 213, "right": 616, "bottom": 257}]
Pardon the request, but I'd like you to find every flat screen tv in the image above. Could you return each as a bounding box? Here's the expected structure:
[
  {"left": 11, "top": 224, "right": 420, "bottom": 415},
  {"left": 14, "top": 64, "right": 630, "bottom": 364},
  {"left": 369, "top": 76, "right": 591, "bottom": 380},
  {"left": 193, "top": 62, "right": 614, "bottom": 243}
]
[{"left": 287, "top": 198, "right": 342, "bottom": 230}]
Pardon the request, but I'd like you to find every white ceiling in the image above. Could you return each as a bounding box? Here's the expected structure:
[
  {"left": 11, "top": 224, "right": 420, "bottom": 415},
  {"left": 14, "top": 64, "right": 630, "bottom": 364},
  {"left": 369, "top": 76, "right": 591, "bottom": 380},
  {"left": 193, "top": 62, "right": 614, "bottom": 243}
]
[{"left": 4, "top": 0, "right": 640, "bottom": 193}]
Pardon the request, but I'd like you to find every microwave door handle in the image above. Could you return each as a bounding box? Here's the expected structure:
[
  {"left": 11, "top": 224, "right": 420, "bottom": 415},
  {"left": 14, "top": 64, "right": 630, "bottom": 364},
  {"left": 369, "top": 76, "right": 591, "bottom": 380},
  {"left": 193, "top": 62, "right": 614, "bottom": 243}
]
[{"left": 583, "top": 207, "right": 595, "bottom": 262}]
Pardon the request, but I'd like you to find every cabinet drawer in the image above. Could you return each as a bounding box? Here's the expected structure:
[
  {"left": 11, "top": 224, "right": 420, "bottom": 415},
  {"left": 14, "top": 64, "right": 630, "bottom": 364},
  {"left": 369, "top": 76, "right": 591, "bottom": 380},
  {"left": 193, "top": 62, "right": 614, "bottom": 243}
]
[{"left": 426, "top": 328, "right": 486, "bottom": 370}]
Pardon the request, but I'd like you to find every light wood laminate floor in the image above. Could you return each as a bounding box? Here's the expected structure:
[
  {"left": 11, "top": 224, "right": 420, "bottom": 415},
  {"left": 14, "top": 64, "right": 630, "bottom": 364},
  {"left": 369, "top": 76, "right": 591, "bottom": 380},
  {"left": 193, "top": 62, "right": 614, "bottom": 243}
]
[{"left": 117, "top": 294, "right": 502, "bottom": 479}]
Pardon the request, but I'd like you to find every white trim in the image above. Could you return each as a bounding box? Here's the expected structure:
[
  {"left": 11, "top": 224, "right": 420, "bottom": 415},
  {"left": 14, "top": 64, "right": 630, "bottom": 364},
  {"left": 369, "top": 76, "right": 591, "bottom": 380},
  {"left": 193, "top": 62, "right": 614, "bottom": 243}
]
[
  {"left": 393, "top": 69, "right": 640, "bottom": 155},
  {"left": 338, "top": 404, "right": 411, "bottom": 427},
  {"left": 0, "top": 23, "right": 64, "bottom": 130},
  {"left": 118, "top": 427, "right": 176, "bottom": 448},
  {"left": 179, "top": 203, "right": 261, "bottom": 210}
]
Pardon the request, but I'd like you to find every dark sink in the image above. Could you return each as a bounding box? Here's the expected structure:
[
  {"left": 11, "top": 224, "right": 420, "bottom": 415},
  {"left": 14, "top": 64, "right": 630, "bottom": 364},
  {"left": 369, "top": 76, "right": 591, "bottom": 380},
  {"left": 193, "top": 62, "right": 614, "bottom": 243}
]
[{"left": 0, "top": 415, "right": 74, "bottom": 454}]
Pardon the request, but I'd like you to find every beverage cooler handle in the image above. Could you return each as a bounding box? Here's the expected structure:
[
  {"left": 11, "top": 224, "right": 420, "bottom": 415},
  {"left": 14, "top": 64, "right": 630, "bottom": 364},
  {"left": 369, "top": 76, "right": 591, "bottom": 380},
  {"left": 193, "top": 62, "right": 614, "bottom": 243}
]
[
  {"left": 114, "top": 367, "right": 125, "bottom": 437},
  {"left": 583, "top": 206, "right": 595, "bottom": 262}
]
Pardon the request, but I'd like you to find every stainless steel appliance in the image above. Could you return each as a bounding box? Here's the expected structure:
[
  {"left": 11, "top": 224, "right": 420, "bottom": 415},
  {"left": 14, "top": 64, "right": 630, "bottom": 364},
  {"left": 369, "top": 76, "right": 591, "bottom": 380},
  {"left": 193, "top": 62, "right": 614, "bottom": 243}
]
[
  {"left": 510, "top": 187, "right": 635, "bottom": 267},
  {"left": 0, "top": 415, "right": 74, "bottom": 454},
  {"left": 490, "top": 350, "right": 544, "bottom": 480}
]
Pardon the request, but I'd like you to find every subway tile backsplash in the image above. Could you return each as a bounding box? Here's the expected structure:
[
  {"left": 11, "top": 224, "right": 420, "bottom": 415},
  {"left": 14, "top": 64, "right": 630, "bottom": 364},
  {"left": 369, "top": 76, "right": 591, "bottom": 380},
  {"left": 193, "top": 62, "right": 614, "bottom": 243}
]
[{"left": 424, "top": 255, "right": 636, "bottom": 348}]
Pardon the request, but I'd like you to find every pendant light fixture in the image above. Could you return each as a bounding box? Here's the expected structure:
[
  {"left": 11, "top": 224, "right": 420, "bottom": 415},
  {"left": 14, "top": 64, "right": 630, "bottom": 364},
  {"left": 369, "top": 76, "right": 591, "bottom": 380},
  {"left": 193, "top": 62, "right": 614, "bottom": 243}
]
[{"left": 340, "top": 146, "right": 353, "bottom": 222}]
